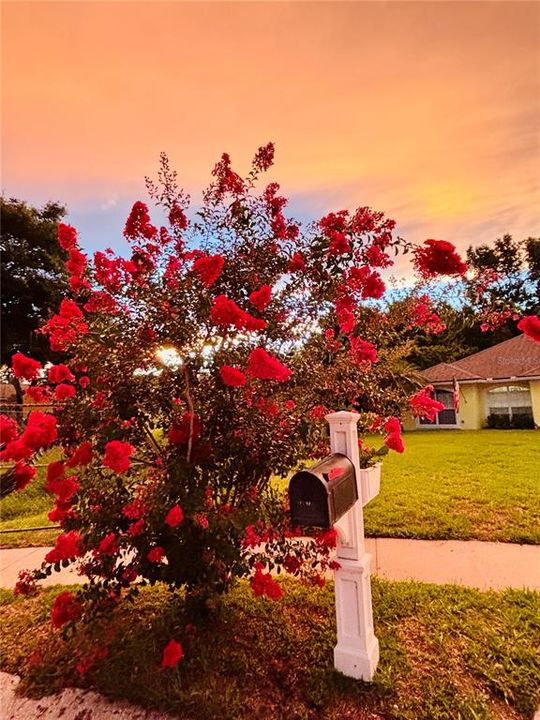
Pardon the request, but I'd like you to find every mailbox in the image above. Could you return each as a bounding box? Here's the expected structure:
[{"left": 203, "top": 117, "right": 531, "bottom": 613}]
[{"left": 288, "top": 453, "right": 358, "bottom": 528}]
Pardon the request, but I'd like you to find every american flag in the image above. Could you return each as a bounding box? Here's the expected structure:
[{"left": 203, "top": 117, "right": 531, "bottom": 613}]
[{"left": 452, "top": 377, "right": 460, "bottom": 413}]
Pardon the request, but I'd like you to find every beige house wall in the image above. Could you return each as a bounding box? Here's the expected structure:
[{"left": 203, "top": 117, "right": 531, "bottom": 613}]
[
  {"left": 457, "top": 384, "right": 484, "bottom": 429},
  {"left": 530, "top": 379, "right": 540, "bottom": 427}
]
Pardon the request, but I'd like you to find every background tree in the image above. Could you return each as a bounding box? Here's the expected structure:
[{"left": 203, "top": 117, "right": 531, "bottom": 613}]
[{"left": 1, "top": 198, "right": 69, "bottom": 400}]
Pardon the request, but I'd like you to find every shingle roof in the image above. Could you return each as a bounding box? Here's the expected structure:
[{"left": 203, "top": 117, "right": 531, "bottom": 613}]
[{"left": 423, "top": 334, "right": 540, "bottom": 383}]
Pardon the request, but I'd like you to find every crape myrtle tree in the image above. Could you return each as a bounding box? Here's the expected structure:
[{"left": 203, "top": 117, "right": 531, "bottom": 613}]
[{"left": 1, "top": 144, "right": 483, "bottom": 668}]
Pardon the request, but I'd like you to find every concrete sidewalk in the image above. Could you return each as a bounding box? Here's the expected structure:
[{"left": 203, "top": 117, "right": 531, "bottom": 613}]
[
  {"left": 0, "top": 672, "right": 174, "bottom": 720},
  {"left": 2, "top": 538, "right": 539, "bottom": 591}
]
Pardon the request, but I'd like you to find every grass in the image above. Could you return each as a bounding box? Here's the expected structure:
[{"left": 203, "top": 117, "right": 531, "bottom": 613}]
[
  {"left": 1, "top": 430, "right": 539, "bottom": 547},
  {"left": 0, "top": 448, "right": 60, "bottom": 548},
  {"left": 0, "top": 578, "right": 538, "bottom": 720},
  {"left": 362, "top": 430, "right": 540, "bottom": 544}
]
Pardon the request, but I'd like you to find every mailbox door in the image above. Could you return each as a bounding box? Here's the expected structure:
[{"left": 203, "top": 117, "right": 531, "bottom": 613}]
[{"left": 289, "top": 471, "right": 330, "bottom": 528}]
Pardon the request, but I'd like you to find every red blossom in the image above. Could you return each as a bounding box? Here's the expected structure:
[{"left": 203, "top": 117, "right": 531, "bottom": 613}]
[
  {"left": 219, "top": 365, "right": 247, "bottom": 387},
  {"left": 165, "top": 504, "right": 184, "bottom": 528},
  {"left": 383, "top": 416, "right": 401, "bottom": 434},
  {"left": 191, "top": 254, "right": 225, "bottom": 288},
  {"left": 252, "top": 142, "right": 275, "bottom": 172},
  {"left": 147, "top": 546, "right": 165, "bottom": 563},
  {"left": 66, "top": 441, "right": 93, "bottom": 468},
  {"left": 103, "top": 440, "right": 134, "bottom": 473},
  {"left": 210, "top": 295, "right": 267, "bottom": 332},
  {"left": 57, "top": 223, "right": 78, "bottom": 251},
  {"left": 47, "top": 364, "right": 75, "bottom": 384},
  {"left": 84, "top": 291, "right": 119, "bottom": 315},
  {"left": 517, "top": 315, "right": 540, "bottom": 343},
  {"left": 250, "top": 565, "right": 283, "bottom": 600},
  {"left": 0, "top": 438, "right": 33, "bottom": 462},
  {"left": 45, "top": 530, "right": 83, "bottom": 563},
  {"left": 385, "top": 431, "right": 405, "bottom": 454},
  {"left": 42, "top": 299, "right": 88, "bottom": 351},
  {"left": 168, "top": 202, "right": 188, "bottom": 230},
  {"left": 288, "top": 252, "right": 306, "bottom": 272},
  {"left": 246, "top": 348, "right": 292, "bottom": 382},
  {"left": 315, "top": 528, "right": 337, "bottom": 548},
  {"left": 51, "top": 591, "right": 83, "bottom": 628},
  {"left": 168, "top": 412, "right": 202, "bottom": 445},
  {"left": 14, "top": 570, "right": 39, "bottom": 597},
  {"left": 13, "top": 462, "right": 37, "bottom": 491},
  {"left": 124, "top": 201, "right": 157, "bottom": 240},
  {"left": 0, "top": 415, "right": 18, "bottom": 443},
  {"left": 25, "top": 386, "right": 51, "bottom": 403},
  {"left": 161, "top": 639, "right": 183, "bottom": 668},
  {"left": 414, "top": 239, "right": 468, "bottom": 277},
  {"left": 249, "top": 285, "right": 272, "bottom": 312},
  {"left": 211, "top": 153, "right": 245, "bottom": 196},
  {"left": 409, "top": 386, "right": 445, "bottom": 421},
  {"left": 21, "top": 412, "right": 57, "bottom": 450},
  {"left": 349, "top": 337, "right": 378, "bottom": 365},
  {"left": 54, "top": 383, "right": 76, "bottom": 401},
  {"left": 11, "top": 352, "right": 42, "bottom": 381},
  {"left": 97, "top": 532, "right": 118, "bottom": 556}
]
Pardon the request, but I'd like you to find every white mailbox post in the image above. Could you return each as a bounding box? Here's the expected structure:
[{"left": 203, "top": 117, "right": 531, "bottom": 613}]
[{"left": 326, "top": 410, "right": 380, "bottom": 681}]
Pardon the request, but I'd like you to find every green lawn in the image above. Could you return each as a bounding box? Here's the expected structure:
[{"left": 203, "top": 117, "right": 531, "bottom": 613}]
[
  {"left": 0, "top": 448, "right": 60, "bottom": 548},
  {"left": 1, "top": 579, "right": 538, "bottom": 720},
  {"left": 1, "top": 430, "right": 539, "bottom": 547},
  {"left": 363, "top": 430, "right": 540, "bottom": 544}
]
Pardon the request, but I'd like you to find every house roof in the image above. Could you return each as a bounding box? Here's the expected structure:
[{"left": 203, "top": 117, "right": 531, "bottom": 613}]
[{"left": 423, "top": 334, "right": 540, "bottom": 383}]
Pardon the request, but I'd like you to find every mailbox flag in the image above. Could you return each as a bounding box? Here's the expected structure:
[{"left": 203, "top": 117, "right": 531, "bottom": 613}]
[{"left": 453, "top": 377, "right": 460, "bottom": 413}]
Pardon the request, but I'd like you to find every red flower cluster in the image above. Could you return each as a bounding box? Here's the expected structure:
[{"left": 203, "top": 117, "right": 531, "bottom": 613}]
[
  {"left": 42, "top": 299, "right": 88, "bottom": 351},
  {"left": 410, "top": 295, "right": 446, "bottom": 334},
  {"left": 168, "top": 412, "right": 202, "bottom": 445},
  {"left": 252, "top": 142, "right": 275, "bottom": 173},
  {"left": 103, "top": 440, "right": 134, "bottom": 473},
  {"left": 249, "top": 285, "right": 272, "bottom": 312},
  {"left": 12, "top": 462, "right": 37, "bottom": 491},
  {"left": 45, "top": 530, "right": 83, "bottom": 563},
  {"left": 414, "top": 240, "right": 468, "bottom": 278},
  {"left": 220, "top": 365, "right": 247, "bottom": 387},
  {"left": 51, "top": 591, "right": 83, "bottom": 628},
  {"left": 48, "top": 364, "right": 75, "bottom": 384},
  {"left": 46, "top": 461, "right": 80, "bottom": 502},
  {"left": 409, "top": 386, "right": 445, "bottom": 421},
  {"left": 210, "top": 295, "right": 266, "bottom": 332},
  {"left": 57, "top": 223, "right": 78, "bottom": 251},
  {"left": 0, "top": 415, "right": 18, "bottom": 443},
  {"left": 288, "top": 252, "right": 306, "bottom": 272},
  {"left": 250, "top": 564, "right": 283, "bottom": 600},
  {"left": 383, "top": 417, "right": 405, "bottom": 453},
  {"left": 124, "top": 201, "right": 157, "bottom": 240},
  {"left": 211, "top": 153, "right": 245, "bottom": 196},
  {"left": 147, "top": 546, "right": 165, "bottom": 563},
  {"left": 161, "top": 639, "right": 183, "bottom": 668},
  {"left": 165, "top": 504, "right": 184, "bottom": 527},
  {"left": 168, "top": 202, "right": 188, "bottom": 230},
  {"left": 11, "top": 352, "right": 42, "bottom": 381},
  {"left": 14, "top": 570, "right": 39, "bottom": 597},
  {"left": 66, "top": 441, "right": 93, "bottom": 468},
  {"left": 54, "top": 383, "right": 76, "bottom": 401},
  {"left": 21, "top": 412, "right": 57, "bottom": 450},
  {"left": 191, "top": 254, "right": 225, "bottom": 288},
  {"left": 246, "top": 348, "right": 292, "bottom": 382},
  {"left": 346, "top": 267, "right": 386, "bottom": 300},
  {"left": 97, "top": 532, "right": 119, "bottom": 556},
  {"left": 518, "top": 315, "right": 540, "bottom": 343},
  {"left": 349, "top": 337, "right": 378, "bottom": 365}
]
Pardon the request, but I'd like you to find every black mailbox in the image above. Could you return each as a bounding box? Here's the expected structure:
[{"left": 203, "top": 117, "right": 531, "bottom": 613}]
[{"left": 288, "top": 453, "right": 358, "bottom": 528}]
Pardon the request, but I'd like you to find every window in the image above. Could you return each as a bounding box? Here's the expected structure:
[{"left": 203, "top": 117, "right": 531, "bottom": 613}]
[
  {"left": 418, "top": 389, "right": 457, "bottom": 427},
  {"left": 486, "top": 384, "right": 532, "bottom": 421}
]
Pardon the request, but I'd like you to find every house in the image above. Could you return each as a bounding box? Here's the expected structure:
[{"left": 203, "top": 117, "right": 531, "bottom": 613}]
[{"left": 404, "top": 333, "right": 540, "bottom": 430}]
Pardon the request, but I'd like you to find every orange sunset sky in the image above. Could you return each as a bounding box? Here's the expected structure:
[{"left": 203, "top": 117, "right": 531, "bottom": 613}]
[{"left": 2, "top": 1, "right": 539, "bottom": 258}]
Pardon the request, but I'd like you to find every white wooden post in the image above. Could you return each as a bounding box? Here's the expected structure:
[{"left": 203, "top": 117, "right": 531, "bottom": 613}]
[{"left": 326, "top": 410, "right": 379, "bottom": 681}]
